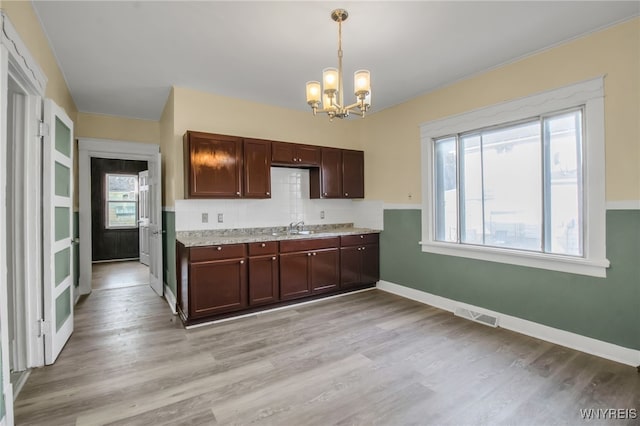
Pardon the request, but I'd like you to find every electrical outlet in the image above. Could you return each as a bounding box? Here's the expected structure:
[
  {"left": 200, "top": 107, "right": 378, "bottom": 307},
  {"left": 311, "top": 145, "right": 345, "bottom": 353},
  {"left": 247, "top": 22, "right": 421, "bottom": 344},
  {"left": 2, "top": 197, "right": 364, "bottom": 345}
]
[
  {"left": 217, "top": 213, "right": 224, "bottom": 223},
  {"left": 201, "top": 213, "right": 208, "bottom": 223},
  {"left": 320, "top": 210, "right": 325, "bottom": 219}
]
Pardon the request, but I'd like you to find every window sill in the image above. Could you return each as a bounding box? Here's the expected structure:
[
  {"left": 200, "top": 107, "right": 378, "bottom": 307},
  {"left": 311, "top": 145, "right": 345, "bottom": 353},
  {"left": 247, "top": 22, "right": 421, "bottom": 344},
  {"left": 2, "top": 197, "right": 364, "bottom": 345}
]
[{"left": 419, "top": 241, "right": 610, "bottom": 278}]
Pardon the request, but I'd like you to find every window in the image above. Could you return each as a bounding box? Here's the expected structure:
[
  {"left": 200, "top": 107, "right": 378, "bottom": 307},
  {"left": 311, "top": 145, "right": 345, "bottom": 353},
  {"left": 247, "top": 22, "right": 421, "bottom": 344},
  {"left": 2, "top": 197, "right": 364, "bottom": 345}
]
[
  {"left": 421, "top": 78, "right": 609, "bottom": 277},
  {"left": 434, "top": 108, "right": 583, "bottom": 256},
  {"left": 105, "top": 174, "right": 138, "bottom": 229}
]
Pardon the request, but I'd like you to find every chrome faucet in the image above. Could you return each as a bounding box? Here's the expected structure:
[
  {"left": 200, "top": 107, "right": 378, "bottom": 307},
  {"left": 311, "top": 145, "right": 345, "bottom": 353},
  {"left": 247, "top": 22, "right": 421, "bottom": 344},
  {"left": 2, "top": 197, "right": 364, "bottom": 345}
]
[{"left": 289, "top": 221, "right": 305, "bottom": 233}]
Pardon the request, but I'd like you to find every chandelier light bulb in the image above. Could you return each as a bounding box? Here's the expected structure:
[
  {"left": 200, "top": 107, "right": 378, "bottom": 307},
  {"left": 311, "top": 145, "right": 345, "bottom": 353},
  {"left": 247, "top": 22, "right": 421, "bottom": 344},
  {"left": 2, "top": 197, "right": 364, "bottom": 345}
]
[
  {"left": 306, "top": 81, "right": 321, "bottom": 105},
  {"left": 323, "top": 68, "right": 339, "bottom": 93}
]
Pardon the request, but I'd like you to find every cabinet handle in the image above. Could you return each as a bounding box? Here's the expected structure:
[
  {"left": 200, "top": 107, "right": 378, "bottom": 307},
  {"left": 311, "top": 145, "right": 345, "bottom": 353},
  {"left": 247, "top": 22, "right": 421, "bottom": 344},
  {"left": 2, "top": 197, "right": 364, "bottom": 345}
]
[
  {"left": 261, "top": 243, "right": 266, "bottom": 247},
  {"left": 236, "top": 191, "right": 241, "bottom": 196},
  {"left": 362, "top": 247, "right": 366, "bottom": 251},
  {"left": 360, "top": 235, "right": 364, "bottom": 239},
  {"left": 323, "top": 192, "right": 328, "bottom": 196},
  {"left": 312, "top": 252, "right": 317, "bottom": 256},
  {"left": 345, "top": 193, "right": 349, "bottom": 197},
  {"left": 293, "top": 158, "right": 298, "bottom": 162},
  {"left": 240, "top": 260, "right": 244, "bottom": 264},
  {"left": 298, "top": 158, "right": 302, "bottom": 162},
  {"left": 217, "top": 247, "right": 222, "bottom": 251},
  {"left": 357, "top": 247, "right": 362, "bottom": 251},
  {"left": 266, "top": 192, "right": 270, "bottom": 195},
  {"left": 272, "top": 256, "right": 276, "bottom": 261},
  {"left": 307, "top": 253, "right": 312, "bottom": 256}
]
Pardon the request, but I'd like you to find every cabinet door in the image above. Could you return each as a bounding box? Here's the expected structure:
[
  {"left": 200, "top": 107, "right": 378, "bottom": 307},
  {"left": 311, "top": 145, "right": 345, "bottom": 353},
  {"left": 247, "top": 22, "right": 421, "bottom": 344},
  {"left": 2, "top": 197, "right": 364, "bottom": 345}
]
[
  {"left": 279, "top": 252, "right": 311, "bottom": 300},
  {"left": 310, "top": 248, "right": 340, "bottom": 294},
  {"left": 249, "top": 255, "right": 279, "bottom": 306},
  {"left": 296, "top": 145, "right": 321, "bottom": 166},
  {"left": 271, "top": 141, "right": 296, "bottom": 165},
  {"left": 243, "top": 138, "right": 271, "bottom": 198},
  {"left": 319, "top": 147, "right": 342, "bottom": 198},
  {"left": 340, "top": 246, "right": 362, "bottom": 288},
  {"left": 361, "top": 243, "right": 380, "bottom": 284},
  {"left": 342, "top": 150, "right": 364, "bottom": 198},
  {"left": 185, "top": 132, "right": 242, "bottom": 198},
  {"left": 189, "top": 258, "right": 247, "bottom": 317}
]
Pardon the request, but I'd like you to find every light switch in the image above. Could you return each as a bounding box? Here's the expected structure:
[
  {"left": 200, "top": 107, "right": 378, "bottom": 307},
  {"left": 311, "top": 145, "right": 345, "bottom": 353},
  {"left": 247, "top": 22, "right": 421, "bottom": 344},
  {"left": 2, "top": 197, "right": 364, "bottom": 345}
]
[
  {"left": 320, "top": 210, "right": 325, "bottom": 219},
  {"left": 201, "top": 213, "right": 208, "bottom": 223},
  {"left": 217, "top": 213, "right": 224, "bottom": 223}
]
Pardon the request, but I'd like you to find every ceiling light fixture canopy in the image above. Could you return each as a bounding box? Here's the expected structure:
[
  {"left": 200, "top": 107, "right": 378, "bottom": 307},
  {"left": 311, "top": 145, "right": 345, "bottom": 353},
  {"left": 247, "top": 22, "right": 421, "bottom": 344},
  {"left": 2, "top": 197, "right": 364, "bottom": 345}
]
[{"left": 305, "top": 9, "right": 371, "bottom": 120}]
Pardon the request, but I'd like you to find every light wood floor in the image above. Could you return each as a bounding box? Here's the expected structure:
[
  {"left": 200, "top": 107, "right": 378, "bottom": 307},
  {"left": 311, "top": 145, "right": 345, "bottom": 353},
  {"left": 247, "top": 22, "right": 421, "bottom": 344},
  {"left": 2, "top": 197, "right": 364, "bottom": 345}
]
[
  {"left": 91, "top": 260, "right": 149, "bottom": 290},
  {"left": 14, "top": 266, "right": 639, "bottom": 425}
]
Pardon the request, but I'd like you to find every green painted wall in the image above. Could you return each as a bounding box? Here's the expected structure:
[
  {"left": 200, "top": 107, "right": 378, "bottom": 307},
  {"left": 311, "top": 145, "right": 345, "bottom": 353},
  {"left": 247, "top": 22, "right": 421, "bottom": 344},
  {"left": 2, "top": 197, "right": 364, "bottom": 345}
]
[
  {"left": 380, "top": 209, "right": 640, "bottom": 351},
  {"left": 162, "top": 210, "right": 176, "bottom": 296}
]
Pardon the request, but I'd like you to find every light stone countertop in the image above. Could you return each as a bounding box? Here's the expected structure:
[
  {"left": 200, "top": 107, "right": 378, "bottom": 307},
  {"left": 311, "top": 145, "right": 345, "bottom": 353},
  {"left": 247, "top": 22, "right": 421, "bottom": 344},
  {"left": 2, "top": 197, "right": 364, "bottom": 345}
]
[{"left": 176, "top": 223, "right": 381, "bottom": 247}]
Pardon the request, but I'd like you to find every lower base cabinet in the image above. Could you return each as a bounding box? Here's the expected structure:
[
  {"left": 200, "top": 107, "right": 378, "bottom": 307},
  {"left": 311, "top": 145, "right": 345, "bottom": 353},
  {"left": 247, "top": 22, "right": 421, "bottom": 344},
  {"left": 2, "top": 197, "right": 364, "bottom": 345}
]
[
  {"left": 249, "top": 255, "right": 279, "bottom": 306},
  {"left": 177, "top": 234, "right": 378, "bottom": 324},
  {"left": 190, "top": 258, "right": 247, "bottom": 317}
]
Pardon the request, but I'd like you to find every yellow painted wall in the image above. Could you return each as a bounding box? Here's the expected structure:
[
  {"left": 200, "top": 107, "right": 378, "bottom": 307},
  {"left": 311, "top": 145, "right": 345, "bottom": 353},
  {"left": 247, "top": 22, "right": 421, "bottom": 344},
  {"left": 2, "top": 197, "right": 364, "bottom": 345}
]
[
  {"left": 1, "top": 1, "right": 77, "bottom": 120},
  {"left": 162, "top": 87, "right": 362, "bottom": 206},
  {"left": 76, "top": 112, "right": 160, "bottom": 143},
  {"left": 159, "top": 88, "right": 175, "bottom": 207},
  {"left": 363, "top": 17, "right": 640, "bottom": 204}
]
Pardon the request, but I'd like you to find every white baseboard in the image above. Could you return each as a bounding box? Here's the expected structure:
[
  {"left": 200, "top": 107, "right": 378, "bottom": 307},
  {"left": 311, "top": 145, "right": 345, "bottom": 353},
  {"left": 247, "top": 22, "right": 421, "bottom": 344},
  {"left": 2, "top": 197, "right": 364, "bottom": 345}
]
[
  {"left": 164, "top": 284, "right": 177, "bottom": 315},
  {"left": 377, "top": 280, "right": 640, "bottom": 367}
]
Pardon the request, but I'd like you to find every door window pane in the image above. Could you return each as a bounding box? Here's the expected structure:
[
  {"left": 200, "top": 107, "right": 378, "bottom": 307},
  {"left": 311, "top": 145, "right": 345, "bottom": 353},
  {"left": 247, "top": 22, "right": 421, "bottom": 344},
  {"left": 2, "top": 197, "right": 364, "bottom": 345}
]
[{"left": 106, "top": 174, "right": 138, "bottom": 228}]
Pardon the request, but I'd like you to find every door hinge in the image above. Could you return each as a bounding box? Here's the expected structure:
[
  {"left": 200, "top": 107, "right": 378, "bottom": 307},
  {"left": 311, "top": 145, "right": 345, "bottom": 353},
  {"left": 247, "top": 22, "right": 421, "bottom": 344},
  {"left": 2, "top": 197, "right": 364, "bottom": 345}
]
[
  {"left": 38, "top": 120, "right": 49, "bottom": 138},
  {"left": 38, "top": 319, "right": 50, "bottom": 337}
]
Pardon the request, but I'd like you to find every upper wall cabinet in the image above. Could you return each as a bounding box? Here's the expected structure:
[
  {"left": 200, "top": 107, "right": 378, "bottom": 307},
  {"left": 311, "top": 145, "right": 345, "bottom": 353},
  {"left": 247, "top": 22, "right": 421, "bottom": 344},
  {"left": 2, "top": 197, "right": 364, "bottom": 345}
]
[
  {"left": 310, "top": 148, "right": 364, "bottom": 199},
  {"left": 184, "top": 131, "right": 243, "bottom": 198},
  {"left": 342, "top": 150, "right": 364, "bottom": 198},
  {"left": 243, "top": 138, "right": 272, "bottom": 198},
  {"left": 272, "top": 141, "right": 321, "bottom": 167}
]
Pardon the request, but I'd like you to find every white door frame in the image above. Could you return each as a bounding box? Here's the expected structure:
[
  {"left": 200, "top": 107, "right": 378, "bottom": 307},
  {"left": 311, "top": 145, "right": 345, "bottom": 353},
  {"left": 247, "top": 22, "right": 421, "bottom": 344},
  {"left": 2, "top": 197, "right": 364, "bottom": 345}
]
[
  {"left": 78, "top": 139, "right": 162, "bottom": 296},
  {"left": 1, "top": 11, "right": 49, "bottom": 426}
]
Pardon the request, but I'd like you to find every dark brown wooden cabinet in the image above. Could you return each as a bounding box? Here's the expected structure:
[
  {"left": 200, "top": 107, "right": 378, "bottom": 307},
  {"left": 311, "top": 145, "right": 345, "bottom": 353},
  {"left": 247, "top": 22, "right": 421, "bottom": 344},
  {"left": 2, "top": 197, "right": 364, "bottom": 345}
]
[
  {"left": 272, "top": 141, "right": 321, "bottom": 167},
  {"left": 279, "top": 251, "right": 312, "bottom": 300},
  {"left": 177, "top": 233, "right": 378, "bottom": 324},
  {"left": 184, "top": 131, "right": 243, "bottom": 198},
  {"left": 342, "top": 150, "right": 365, "bottom": 198},
  {"left": 248, "top": 241, "right": 279, "bottom": 306},
  {"left": 340, "top": 234, "right": 379, "bottom": 288},
  {"left": 310, "top": 248, "right": 340, "bottom": 294},
  {"left": 279, "top": 237, "right": 340, "bottom": 300},
  {"left": 185, "top": 244, "right": 248, "bottom": 318},
  {"left": 311, "top": 148, "right": 364, "bottom": 199},
  {"left": 243, "top": 138, "right": 271, "bottom": 198}
]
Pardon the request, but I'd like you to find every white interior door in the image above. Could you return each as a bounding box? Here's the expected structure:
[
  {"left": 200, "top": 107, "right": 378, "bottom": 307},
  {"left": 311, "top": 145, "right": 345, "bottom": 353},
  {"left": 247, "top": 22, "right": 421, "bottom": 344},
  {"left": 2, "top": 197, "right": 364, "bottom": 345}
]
[
  {"left": 138, "top": 170, "right": 150, "bottom": 266},
  {"left": 148, "top": 154, "right": 163, "bottom": 296},
  {"left": 42, "top": 99, "right": 74, "bottom": 365}
]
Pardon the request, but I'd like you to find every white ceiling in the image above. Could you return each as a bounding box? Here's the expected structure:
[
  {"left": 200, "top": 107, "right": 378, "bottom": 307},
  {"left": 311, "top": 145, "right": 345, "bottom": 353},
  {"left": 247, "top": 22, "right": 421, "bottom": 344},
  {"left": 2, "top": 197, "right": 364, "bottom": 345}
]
[{"left": 32, "top": 1, "right": 639, "bottom": 121}]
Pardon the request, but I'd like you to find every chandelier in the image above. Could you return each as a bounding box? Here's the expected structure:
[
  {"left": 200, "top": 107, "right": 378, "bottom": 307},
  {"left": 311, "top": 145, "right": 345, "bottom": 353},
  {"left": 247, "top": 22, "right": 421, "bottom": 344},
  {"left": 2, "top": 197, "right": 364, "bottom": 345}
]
[{"left": 305, "top": 9, "right": 371, "bottom": 120}]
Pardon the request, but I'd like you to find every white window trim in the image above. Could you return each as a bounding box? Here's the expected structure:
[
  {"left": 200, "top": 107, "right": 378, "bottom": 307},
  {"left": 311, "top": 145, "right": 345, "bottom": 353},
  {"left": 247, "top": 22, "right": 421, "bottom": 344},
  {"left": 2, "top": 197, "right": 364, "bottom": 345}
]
[{"left": 420, "top": 77, "right": 609, "bottom": 277}]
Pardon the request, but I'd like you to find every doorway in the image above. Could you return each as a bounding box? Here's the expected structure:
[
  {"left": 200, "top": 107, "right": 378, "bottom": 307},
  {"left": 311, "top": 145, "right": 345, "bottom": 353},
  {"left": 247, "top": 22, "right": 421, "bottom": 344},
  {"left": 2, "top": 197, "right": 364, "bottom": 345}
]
[
  {"left": 77, "top": 139, "right": 164, "bottom": 302},
  {"left": 5, "top": 74, "right": 29, "bottom": 396}
]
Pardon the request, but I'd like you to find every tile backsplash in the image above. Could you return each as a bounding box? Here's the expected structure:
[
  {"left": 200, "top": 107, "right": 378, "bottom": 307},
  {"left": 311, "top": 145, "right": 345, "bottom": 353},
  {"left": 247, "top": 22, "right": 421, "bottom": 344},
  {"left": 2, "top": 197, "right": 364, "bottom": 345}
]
[{"left": 175, "top": 168, "right": 383, "bottom": 231}]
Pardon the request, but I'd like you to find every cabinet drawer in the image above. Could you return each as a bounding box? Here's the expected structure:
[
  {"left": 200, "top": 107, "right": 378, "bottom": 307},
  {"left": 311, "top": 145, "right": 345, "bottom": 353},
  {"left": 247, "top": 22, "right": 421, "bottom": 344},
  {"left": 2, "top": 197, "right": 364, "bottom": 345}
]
[
  {"left": 341, "top": 233, "right": 379, "bottom": 247},
  {"left": 190, "top": 243, "right": 246, "bottom": 262},
  {"left": 248, "top": 241, "right": 278, "bottom": 256},
  {"left": 279, "top": 237, "right": 340, "bottom": 253}
]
